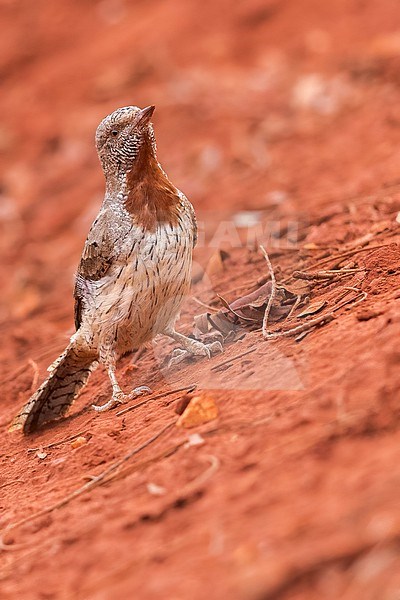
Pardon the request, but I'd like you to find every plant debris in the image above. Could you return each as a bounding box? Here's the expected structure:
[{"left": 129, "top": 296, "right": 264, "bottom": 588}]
[
  {"left": 204, "top": 249, "right": 230, "bottom": 278},
  {"left": 193, "top": 278, "right": 299, "bottom": 343},
  {"left": 116, "top": 385, "right": 197, "bottom": 416},
  {"left": 297, "top": 300, "right": 327, "bottom": 317},
  {"left": 192, "top": 241, "right": 375, "bottom": 347}
]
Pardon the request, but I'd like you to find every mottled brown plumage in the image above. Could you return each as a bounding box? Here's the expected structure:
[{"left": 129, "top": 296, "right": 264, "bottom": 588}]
[{"left": 12, "top": 105, "right": 221, "bottom": 434}]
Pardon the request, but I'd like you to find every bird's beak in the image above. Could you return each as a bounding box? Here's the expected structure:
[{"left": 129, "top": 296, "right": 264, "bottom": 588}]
[{"left": 136, "top": 105, "right": 155, "bottom": 128}]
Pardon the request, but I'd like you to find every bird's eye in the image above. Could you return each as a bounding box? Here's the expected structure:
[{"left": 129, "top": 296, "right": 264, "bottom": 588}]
[{"left": 111, "top": 130, "right": 119, "bottom": 137}]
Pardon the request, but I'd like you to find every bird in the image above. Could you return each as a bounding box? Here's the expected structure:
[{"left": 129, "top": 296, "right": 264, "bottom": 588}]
[{"left": 12, "top": 104, "right": 222, "bottom": 434}]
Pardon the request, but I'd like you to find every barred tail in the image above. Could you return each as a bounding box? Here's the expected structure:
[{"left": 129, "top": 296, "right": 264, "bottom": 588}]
[{"left": 11, "top": 343, "right": 98, "bottom": 434}]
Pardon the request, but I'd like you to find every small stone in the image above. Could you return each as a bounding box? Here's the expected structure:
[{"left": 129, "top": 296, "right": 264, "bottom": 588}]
[
  {"left": 185, "top": 433, "right": 205, "bottom": 447},
  {"left": 175, "top": 394, "right": 192, "bottom": 416},
  {"left": 356, "top": 309, "right": 384, "bottom": 321},
  {"left": 176, "top": 394, "right": 218, "bottom": 428},
  {"left": 147, "top": 482, "right": 167, "bottom": 496},
  {"left": 71, "top": 436, "right": 87, "bottom": 449}
]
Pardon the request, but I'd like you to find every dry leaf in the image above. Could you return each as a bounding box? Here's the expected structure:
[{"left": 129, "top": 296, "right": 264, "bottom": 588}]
[
  {"left": 297, "top": 300, "right": 327, "bottom": 318},
  {"left": 230, "top": 281, "right": 274, "bottom": 310},
  {"left": 195, "top": 281, "right": 296, "bottom": 341},
  {"left": 205, "top": 249, "right": 229, "bottom": 278},
  {"left": 177, "top": 394, "right": 218, "bottom": 428}
]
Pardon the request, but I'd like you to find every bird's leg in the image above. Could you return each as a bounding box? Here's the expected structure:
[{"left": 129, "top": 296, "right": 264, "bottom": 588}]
[
  {"left": 92, "top": 360, "right": 151, "bottom": 412},
  {"left": 164, "top": 327, "right": 223, "bottom": 368}
]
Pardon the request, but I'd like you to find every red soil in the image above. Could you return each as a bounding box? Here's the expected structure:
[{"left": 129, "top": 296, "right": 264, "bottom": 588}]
[{"left": 1, "top": 1, "right": 400, "bottom": 598}]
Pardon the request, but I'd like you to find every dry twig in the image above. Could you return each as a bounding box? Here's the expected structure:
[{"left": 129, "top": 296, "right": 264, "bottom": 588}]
[
  {"left": 116, "top": 385, "right": 196, "bottom": 417},
  {"left": 293, "top": 268, "right": 364, "bottom": 281},
  {"left": 27, "top": 431, "right": 86, "bottom": 453},
  {"left": 266, "top": 283, "right": 367, "bottom": 340},
  {"left": 260, "top": 245, "right": 277, "bottom": 339},
  {"left": 179, "top": 454, "right": 220, "bottom": 492},
  {"left": 287, "top": 295, "right": 303, "bottom": 319},
  {"left": 265, "top": 313, "right": 335, "bottom": 339},
  {"left": 110, "top": 441, "right": 186, "bottom": 482},
  {"left": 281, "top": 243, "right": 392, "bottom": 285},
  {"left": 332, "top": 288, "right": 368, "bottom": 312},
  {"left": 304, "top": 243, "right": 392, "bottom": 272},
  {"left": 210, "top": 347, "right": 257, "bottom": 371},
  {"left": 192, "top": 297, "right": 220, "bottom": 313},
  {"left": 217, "top": 293, "right": 258, "bottom": 322}
]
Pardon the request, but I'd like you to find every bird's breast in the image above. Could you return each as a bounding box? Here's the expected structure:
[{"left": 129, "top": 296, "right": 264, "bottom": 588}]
[{"left": 82, "top": 212, "right": 194, "bottom": 350}]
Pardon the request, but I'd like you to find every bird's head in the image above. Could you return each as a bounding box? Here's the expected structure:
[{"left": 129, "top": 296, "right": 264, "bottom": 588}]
[{"left": 95, "top": 105, "right": 156, "bottom": 180}]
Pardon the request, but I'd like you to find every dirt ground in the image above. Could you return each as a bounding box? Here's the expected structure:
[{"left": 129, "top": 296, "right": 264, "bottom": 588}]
[{"left": 1, "top": 1, "right": 400, "bottom": 598}]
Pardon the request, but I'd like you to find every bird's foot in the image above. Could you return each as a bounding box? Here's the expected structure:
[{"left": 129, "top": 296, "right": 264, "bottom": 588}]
[
  {"left": 92, "top": 385, "right": 151, "bottom": 412},
  {"left": 168, "top": 340, "right": 223, "bottom": 368}
]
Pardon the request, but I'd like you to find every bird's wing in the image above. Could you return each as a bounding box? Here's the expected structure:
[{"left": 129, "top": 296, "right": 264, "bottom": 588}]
[
  {"left": 188, "top": 200, "right": 198, "bottom": 248},
  {"left": 179, "top": 191, "right": 198, "bottom": 248},
  {"left": 73, "top": 211, "right": 117, "bottom": 329}
]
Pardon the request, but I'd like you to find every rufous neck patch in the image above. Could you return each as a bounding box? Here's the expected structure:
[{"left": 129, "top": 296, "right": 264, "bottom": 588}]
[{"left": 125, "top": 136, "right": 180, "bottom": 231}]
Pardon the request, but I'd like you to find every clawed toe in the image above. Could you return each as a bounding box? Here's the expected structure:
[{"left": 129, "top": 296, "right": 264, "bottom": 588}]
[
  {"left": 206, "top": 341, "right": 224, "bottom": 356},
  {"left": 168, "top": 348, "right": 189, "bottom": 368},
  {"left": 129, "top": 385, "right": 152, "bottom": 398},
  {"left": 188, "top": 339, "right": 224, "bottom": 358},
  {"left": 92, "top": 385, "right": 151, "bottom": 412},
  {"left": 168, "top": 339, "right": 224, "bottom": 368}
]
